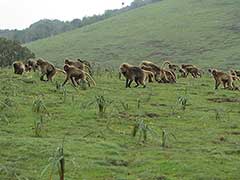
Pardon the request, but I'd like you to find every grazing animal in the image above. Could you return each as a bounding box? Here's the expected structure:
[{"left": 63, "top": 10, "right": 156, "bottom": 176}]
[
  {"left": 37, "top": 58, "right": 65, "bottom": 82},
  {"left": 119, "top": 63, "right": 151, "bottom": 88},
  {"left": 62, "top": 64, "right": 96, "bottom": 87},
  {"left": 13, "top": 61, "right": 25, "bottom": 75}
]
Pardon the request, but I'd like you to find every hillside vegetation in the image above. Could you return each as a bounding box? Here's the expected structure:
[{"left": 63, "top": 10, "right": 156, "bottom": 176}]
[
  {"left": 26, "top": 0, "right": 240, "bottom": 68},
  {"left": 0, "top": 69, "right": 240, "bottom": 179}
]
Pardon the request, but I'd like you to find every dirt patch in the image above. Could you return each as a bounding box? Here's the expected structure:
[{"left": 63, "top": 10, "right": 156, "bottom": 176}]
[
  {"left": 227, "top": 131, "right": 240, "bottom": 135},
  {"left": 145, "top": 112, "right": 160, "bottom": 118},
  {"left": 108, "top": 159, "right": 128, "bottom": 167},
  {"left": 151, "top": 103, "right": 167, "bottom": 107},
  {"left": 207, "top": 98, "right": 240, "bottom": 103}
]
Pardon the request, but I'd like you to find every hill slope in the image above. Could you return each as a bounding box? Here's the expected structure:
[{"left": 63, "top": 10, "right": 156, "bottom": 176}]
[{"left": 26, "top": 0, "right": 240, "bottom": 68}]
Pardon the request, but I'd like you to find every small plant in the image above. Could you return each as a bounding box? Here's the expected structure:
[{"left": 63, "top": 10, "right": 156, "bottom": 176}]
[
  {"left": 32, "top": 97, "right": 48, "bottom": 114},
  {"left": 33, "top": 116, "right": 44, "bottom": 137},
  {"left": 62, "top": 87, "right": 67, "bottom": 103},
  {"left": 178, "top": 96, "right": 188, "bottom": 111},
  {"left": 120, "top": 101, "right": 129, "bottom": 111},
  {"left": 95, "top": 95, "right": 113, "bottom": 116},
  {"left": 132, "top": 120, "right": 156, "bottom": 143},
  {"left": 137, "top": 99, "right": 141, "bottom": 109},
  {"left": 161, "top": 129, "right": 176, "bottom": 148},
  {"left": 41, "top": 143, "right": 65, "bottom": 180}
]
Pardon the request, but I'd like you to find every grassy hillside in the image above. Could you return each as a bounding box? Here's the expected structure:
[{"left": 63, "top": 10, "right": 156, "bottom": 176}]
[
  {"left": 26, "top": 0, "right": 240, "bottom": 68},
  {"left": 0, "top": 69, "right": 240, "bottom": 179}
]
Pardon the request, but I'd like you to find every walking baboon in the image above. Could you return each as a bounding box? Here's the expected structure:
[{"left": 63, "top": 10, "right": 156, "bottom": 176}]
[
  {"left": 77, "top": 58, "right": 93, "bottom": 75},
  {"left": 62, "top": 64, "right": 96, "bottom": 87},
  {"left": 179, "top": 68, "right": 187, "bottom": 78},
  {"left": 210, "top": 69, "right": 235, "bottom": 90},
  {"left": 119, "top": 63, "right": 150, "bottom": 88},
  {"left": 13, "top": 61, "right": 25, "bottom": 75},
  {"left": 37, "top": 58, "right": 65, "bottom": 82},
  {"left": 140, "top": 65, "right": 155, "bottom": 82},
  {"left": 184, "top": 66, "right": 202, "bottom": 78}
]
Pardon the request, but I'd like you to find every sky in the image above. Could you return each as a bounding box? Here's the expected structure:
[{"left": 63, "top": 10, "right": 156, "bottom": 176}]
[{"left": 0, "top": 0, "right": 134, "bottom": 30}]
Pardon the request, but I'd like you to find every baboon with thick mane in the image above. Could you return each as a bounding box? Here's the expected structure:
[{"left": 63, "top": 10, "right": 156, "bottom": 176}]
[
  {"left": 62, "top": 64, "right": 96, "bottom": 87},
  {"left": 12, "top": 61, "right": 25, "bottom": 75},
  {"left": 37, "top": 58, "right": 65, "bottom": 81},
  {"left": 119, "top": 63, "right": 152, "bottom": 88}
]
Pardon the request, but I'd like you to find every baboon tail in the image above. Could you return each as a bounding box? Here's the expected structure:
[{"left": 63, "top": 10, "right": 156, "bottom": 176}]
[
  {"left": 85, "top": 72, "right": 96, "bottom": 86},
  {"left": 56, "top": 68, "right": 66, "bottom": 74}
]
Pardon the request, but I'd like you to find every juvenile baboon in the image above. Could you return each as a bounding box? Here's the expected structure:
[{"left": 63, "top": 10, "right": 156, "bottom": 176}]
[
  {"left": 184, "top": 66, "right": 202, "bottom": 78},
  {"left": 119, "top": 63, "right": 150, "bottom": 88},
  {"left": 27, "top": 59, "right": 38, "bottom": 72},
  {"left": 37, "top": 58, "right": 65, "bottom": 82},
  {"left": 210, "top": 69, "right": 235, "bottom": 90},
  {"left": 62, "top": 64, "right": 96, "bottom": 87},
  {"left": 162, "top": 61, "right": 179, "bottom": 71},
  {"left": 12, "top": 61, "right": 25, "bottom": 75}
]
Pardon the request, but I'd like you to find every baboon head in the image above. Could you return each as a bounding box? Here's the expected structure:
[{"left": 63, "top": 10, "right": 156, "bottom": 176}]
[
  {"left": 37, "top": 58, "right": 44, "bottom": 65},
  {"left": 63, "top": 64, "right": 70, "bottom": 72}
]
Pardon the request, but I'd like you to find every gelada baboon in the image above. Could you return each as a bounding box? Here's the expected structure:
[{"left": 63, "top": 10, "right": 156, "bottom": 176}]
[
  {"left": 13, "top": 61, "right": 25, "bottom": 75},
  {"left": 230, "top": 69, "right": 240, "bottom": 77},
  {"left": 156, "top": 69, "right": 176, "bottom": 83},
  {"left": 27, "top": 59, "right": 38, "bottom": 72},
  {"left": 65, "top": 59, "right": 91, "bottom": 73},
  {"left": 179, "top": 68, "right": 187, "bottom": 78},
  {"left": 140, "top": 61, "right": 176, "bottom": 83},
  {"left": 119, "top": 63, "right": 152, "bottom": 88},
  {"left": 161, "top": 61, "right": 179, "bottom": 71},
  {"left": 62, "top": 64, "right": 96, "bottom": 87},
  {"left": 77, "top": 58, "right": 93, "bottom": 75},
  {"left": 140, "top": 65, "right": 155, "bottom": 82},
  {"left": 210, "top": 69, "right": 235, "bottom": 90},
  {"left": 37, "top": 58, "right": 65, "bottom": 81},
  {"left": 184, "top": 66, "right": 202, "bottom": 78}
]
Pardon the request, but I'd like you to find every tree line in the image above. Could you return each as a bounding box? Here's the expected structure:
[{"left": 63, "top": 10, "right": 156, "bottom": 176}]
[
  {"left": 0, "top": 0, "right": 162, "bottom": 44},
  {"left": 0, "top": 38, "right": 35, "bottom": 67}
]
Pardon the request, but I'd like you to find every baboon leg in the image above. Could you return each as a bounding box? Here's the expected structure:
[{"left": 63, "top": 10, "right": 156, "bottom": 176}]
[
  {"left": 40, "top": 74, "right": 46, "bottom": 81},
  {"left": 134, "top": 78, "right": 139, "bottom": 87},
  {"left": 128, "top": 80, "right": 133, "bottom": 88},
  {"left": 62, "top": 77, "right": 69, "bottom": 86},
  {"left": 70, "top": 77, "right": 77, "bottom": 87},
  {"left": 125, "top": 79, "right": 129, "bottom": 88},
  {"left": 215, "top": 81, "right": 220, "bottom": 90}
]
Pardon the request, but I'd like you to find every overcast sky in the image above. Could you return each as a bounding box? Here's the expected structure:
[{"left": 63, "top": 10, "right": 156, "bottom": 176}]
[{"left": 0, "top": 0, "right": 134, "bottom": 30}]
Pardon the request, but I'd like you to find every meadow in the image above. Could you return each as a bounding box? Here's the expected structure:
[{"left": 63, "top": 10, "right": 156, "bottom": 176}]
[{"left": 0, "top": 67, "right": 240, "bottom": 180}]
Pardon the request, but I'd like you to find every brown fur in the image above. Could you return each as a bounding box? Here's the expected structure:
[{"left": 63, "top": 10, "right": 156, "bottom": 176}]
[
  {"left": 156, "top": 69, "right": 176, "bottom": 83},
  {"left": 184, "top": 66, "right": 202, "bottom": 78},
  {"left": 230, "top": 69, "right": 240, "bottom": 77},
  {"left": 119, "top": 63, "right": 150, "bottom": 88},
  {"left": 37, "top": 58, "right": 65, "bottom": 82},
  {"left": 62, "top": 64, "right": 96, "bottom": 87},
  {"left": 13, "top": 61, "right": 25, "bottom": 75},
  {"left": 27, "top": 59, "right": 38, "bottom": 72},
  {"left": 210, "top": 69, "right": 235, "bottom": 90},
  {"left": 162, "top": 61, "right": 179, "bottom": 71}
]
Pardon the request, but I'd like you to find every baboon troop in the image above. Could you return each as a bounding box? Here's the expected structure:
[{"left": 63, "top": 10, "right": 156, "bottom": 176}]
[{"left": 11, "top": 57, "right": 239, "bottom": 91}]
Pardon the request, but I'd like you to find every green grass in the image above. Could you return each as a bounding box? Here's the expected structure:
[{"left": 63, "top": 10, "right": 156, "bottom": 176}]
[
  {"left": 26, "top": 0, "right": 240, "bottom": 68},
  {"left": 0, "top": 69, "right": 240, "bottom": 179}
]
